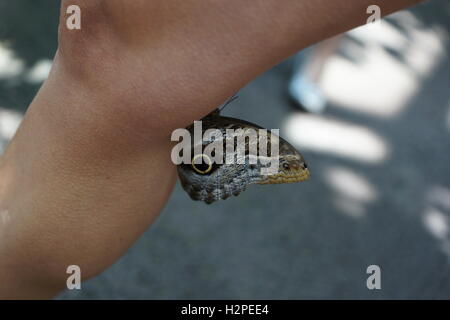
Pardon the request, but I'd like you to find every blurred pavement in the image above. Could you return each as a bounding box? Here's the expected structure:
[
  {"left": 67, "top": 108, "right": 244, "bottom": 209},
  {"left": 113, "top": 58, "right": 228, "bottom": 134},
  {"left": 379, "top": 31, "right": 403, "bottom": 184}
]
[{"left": 1, "top": 0, "right": 450, "bottom": 299}]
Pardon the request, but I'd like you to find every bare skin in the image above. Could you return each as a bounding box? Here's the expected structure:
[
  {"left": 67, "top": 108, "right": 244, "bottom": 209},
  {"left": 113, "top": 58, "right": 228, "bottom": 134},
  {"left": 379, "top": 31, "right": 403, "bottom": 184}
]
[{"left": 0, "top": 0, "right": 422, "bottom": 299}]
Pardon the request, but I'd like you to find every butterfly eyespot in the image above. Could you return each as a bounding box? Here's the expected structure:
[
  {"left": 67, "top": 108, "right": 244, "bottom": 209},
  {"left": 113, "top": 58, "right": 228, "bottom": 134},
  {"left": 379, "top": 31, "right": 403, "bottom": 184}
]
[
  {"left": 191, "top": 154, "right": 213, "bottom": 174},
  {"left": 282, "top": 163, "right": 290, "bottom": 170}
]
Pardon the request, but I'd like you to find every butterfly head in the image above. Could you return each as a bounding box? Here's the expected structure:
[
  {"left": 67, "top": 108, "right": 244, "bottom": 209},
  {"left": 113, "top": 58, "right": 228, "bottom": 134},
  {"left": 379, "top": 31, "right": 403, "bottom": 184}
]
[{"left": 257, "top": 141, "right": 310, "bottom": 184}]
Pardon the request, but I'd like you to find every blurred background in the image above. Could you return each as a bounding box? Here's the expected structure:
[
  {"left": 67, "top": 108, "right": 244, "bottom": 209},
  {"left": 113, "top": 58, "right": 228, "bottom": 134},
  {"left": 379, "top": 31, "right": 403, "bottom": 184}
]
[{"left": 1, "top": 1, "right": 449, "bottom": 299}]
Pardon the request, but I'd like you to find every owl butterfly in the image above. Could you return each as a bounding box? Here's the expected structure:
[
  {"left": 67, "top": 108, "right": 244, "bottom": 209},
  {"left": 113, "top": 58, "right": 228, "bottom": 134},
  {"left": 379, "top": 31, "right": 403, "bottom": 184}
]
[{"left": 177, "top": 100, "right": 310, "bottom": 204}]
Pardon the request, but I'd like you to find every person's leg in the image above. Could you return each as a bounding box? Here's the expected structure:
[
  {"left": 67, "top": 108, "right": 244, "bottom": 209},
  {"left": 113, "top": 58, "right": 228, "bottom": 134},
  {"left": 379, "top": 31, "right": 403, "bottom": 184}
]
[{"left": 0, "top": 0, "right": 422, "bottom": 298}]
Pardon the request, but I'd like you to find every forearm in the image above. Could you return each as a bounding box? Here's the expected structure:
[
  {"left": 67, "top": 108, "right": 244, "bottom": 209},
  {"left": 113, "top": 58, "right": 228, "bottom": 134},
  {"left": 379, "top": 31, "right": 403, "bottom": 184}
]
[{"left": 0, "top": 0, "right": 422, "bottom": 299}]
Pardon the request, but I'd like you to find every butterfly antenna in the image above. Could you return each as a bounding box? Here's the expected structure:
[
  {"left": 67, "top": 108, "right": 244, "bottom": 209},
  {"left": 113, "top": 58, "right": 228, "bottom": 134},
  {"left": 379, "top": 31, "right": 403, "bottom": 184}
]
[{"left": 219, "top": 94, "right": 239, "bottom": 112}]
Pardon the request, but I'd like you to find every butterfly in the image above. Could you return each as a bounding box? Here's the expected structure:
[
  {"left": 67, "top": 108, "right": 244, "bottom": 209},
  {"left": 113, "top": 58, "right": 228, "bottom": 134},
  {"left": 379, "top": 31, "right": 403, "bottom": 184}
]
[{"left": 176, "top": 99, "right": 310, "bottom": 204}]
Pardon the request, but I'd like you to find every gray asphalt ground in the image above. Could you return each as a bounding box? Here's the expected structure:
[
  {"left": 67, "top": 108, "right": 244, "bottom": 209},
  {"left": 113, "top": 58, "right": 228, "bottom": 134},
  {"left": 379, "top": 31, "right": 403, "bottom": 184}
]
[{"left": 1, "top": 1, "right": 450, "bottom": 299}]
